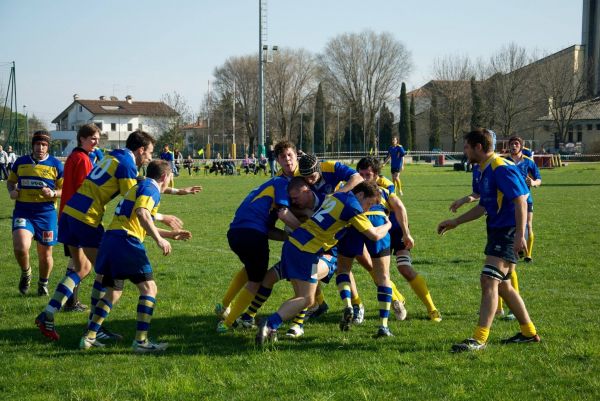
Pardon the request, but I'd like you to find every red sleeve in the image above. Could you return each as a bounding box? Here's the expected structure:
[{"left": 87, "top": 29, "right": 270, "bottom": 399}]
[{"left": 59, "top": 151, "right": 93, "bottom": 215}]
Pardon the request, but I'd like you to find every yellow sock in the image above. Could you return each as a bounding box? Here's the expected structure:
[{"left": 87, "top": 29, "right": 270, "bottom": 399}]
[
  {"left": 520, "top": 322, "right": 537, "bottom": 337},
  {"left": 473, "top": 326, "right": 490, "bottom": 344},
  {"left": 351, "top": 294, "right": 362, "bottom": 306},
  {"left": 409, "top": 274, "right": 436, "bottom": 313},
  {"left": 511, "top": 270, "right": 520, "bottom": 294},
  {"left": 498, "top": 297, "right": 504, "bottom": 313},
  {"left": 526, "top": 231, "right": 534, "bottom": 259},
  {"left": 316, "top": 290, "right": 325, "bottom": 305},
  {"left": 222, "top": 268, "right": 248, "bottom": 308},
  {"left": 224, "top": 287, "right": 255, "bottom": 327},
  {"left": 390, "top": 281, "right": 406, "bottom": 303}
]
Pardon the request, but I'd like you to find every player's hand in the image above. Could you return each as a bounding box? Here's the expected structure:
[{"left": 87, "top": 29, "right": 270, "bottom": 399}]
[
  {"left": 449, "top": 198, "right": 466, "bottom": 213},
  {"left": 172, "top": 230, "right": 192, "bottom": 241},
  {"left": 161, "top": 214, "right": 183, "bottom": 230},
  {"left": 9, "top": 189, "right": 19, "bottom": 200},
  {"left": 513, "top": 235, "right": 527, "bottom": 259},
  {"left": 179, "top": 185, "right": 202, "bottom": 195},
  {"left": 40, "top": 187, "right": 55, "bottom": 199},
  {"left": 403, "top": 234, "right": 415, "bottom": 250},
  {"left": 437, "top": 219, "right": 458, "bottom": 235},
  {"left": 525, "top": 176, "right": 533, "bottom": 187},
  {"left": 157, "top": 238, "right": 172, "bottom": 255}
]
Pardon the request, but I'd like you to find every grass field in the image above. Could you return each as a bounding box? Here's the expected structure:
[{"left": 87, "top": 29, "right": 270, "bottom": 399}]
[{"left": 0, "top": 162, "right": 599, "bottom": 401}]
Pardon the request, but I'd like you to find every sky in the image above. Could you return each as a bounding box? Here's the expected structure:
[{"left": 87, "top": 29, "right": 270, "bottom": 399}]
[{"left": 0, "top": 0, "right": 583, "bottom": 128}]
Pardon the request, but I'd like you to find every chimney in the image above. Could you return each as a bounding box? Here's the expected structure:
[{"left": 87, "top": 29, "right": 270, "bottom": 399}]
[
  {"left": 110, "top": 96, "right": 118, "bottom": 101},
  {"left": 73, "top": 94, "right": 80, "bottom": 100},
  {"left": 100, "top": 95, "right": 108, "bottom": 100},
  {"left": 125, "top": 95, "right": 133, "bottom": 104}
]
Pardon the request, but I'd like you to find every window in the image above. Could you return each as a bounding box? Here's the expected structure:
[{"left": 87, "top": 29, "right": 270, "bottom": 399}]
[
  {"left": 577, "top": 132, "right": 583, "bottom": 142},
  {"left": 79, "top": 105, "right": 83, "bottom": 112},
  {"left": 127, "top": 123, "right": 133, "bottom": 131},
  {"left": 543, "top": 125, "right": 550, "bottom": 131},
  {"left": 576, "top": 125, "right": 582, "bottom": 131},
  {"left": 568, "top": 132, "right": 573, "bottom": 142},
  {"left": 596, "top": 124, "right": 600, "bottom": 130},
  {"left": 587, "top": 124, "right": 593, "bottom": 130},
  {"left": 138, "top": 123, "right": 143, "bottom": 130},
  {"left": 94, "top": 122, "right": 103, "bottom": 130},
  {"left": 111, "top": 123, "right": 116, "bottom": 131}
]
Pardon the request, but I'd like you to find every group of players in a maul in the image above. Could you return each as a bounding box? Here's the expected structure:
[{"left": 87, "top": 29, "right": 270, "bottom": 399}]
[{"left": 7, "top": 124, "right": 540, "bottom": 353}]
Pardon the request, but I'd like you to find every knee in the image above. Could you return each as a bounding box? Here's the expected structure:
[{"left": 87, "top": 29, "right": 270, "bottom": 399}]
[{"left": 303, "top": 294, "right": 315, "bottom": 308}]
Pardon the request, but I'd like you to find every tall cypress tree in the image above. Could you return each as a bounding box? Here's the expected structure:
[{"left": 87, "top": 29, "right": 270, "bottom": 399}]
[
  {"left": 470, "top": 76, "right": 484, "bottom": 130},
  {"left": 399, "top": 82, "right": 411, "bottom": 149},
  {"left": 313, "top": 82, "right": 325, "bottom": 154},
  {"left": 429, "top": 93, "right": 441, "bottom": 150},
  {"left": 377, "top": 103, "right": 394, "bottom": 152},
  {"left": 410, "top": 95, "right": 416, "bottom": 150}
]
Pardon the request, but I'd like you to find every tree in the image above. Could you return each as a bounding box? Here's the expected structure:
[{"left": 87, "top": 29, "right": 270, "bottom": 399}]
[
  {"left": 266, "top": 48, "right": 317, "bottom": 141},
  {"left": 536, "top": 51, "right": 589, "bottom": 144},
  {"left": 429, "top": 93, "right": 441, "bottom": 150},
  {"left": 398, "top": 82, "right": 411, "bottom": 148},
  {"left": 409, "top": 94, "right": 416, "bottom": 150},
  {"left": 154, "top": 91, "right": 190, "bottom": 152},
  {"left": 470, "top": 76, "right": 484, "bottom": 129},
  {"left": 431, "top": 55, "right": 474, "bottom": 151},
  {"left": 214, "top": 55, "right": 259, "bottom": 152},
  {"left": 312, "top": 82, "right": 326, "bottom": 154},
  {"left": 376, "top": 103, "right": 394, "bottom": 153},
  {"left": 319, "top": 30, "right": 411, "bottom": 152},
  {"left": 486, "top": 43, "right": 535, "bottom": 137}
]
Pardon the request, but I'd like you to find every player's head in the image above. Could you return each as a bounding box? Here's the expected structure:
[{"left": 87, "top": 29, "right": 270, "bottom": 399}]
[
  {"left": 299, "top": 153, "right": 321, "bottom": 185},
  {"left": 351, "top": 181, "right": 381, "bottom": 211},
  {"left": 77, "top": 123, "right": 101, "bottom": 152},
  {"left": 392, "top": 136, "right": 398, "bottom": 146},
  {"left": 288, "top": 176, "right": 313, "bottom": 210},
  {"left": 464, "top": 128, "right": 493, "bottom": 163},
  {"left": 146, "top": 160, "right": 172, "bottom": 191},
  {"left": 126, "top": 130, "right": 156, "bottom": 167},
  {"left": 274, "top": 140, "right": 297, "bottom": 177},
  {"left": 509, "top": 136, "right": 524, "bottom": 156},
  {"left": 31, "top": 130, "right": 51, "bottom": 160},
  {"left": 356, "top": 157, "right": 381, "bottom": 182}
]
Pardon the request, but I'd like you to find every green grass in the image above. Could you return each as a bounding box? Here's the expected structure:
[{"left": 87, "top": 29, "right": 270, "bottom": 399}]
[{"left": 1, "top": 163, "right": 599, "bottom": 401}]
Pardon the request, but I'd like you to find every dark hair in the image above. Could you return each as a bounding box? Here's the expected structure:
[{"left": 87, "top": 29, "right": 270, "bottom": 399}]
[
  {"left": 146, "top": 160, "right": 171, "bottom": 180},
  {"left": 274, "top": 140, "right": 296, "bottom": 158},
  {"left": 77, "top": 124, "right": 100, "bottom": 146},
  {"left": 508, "top": 136, "right": 524, "bottom": 147},
  {"left": 464, "top": 128, "right": 493, "bottom": 153},
  {"left": 351, "top": 181, "right": 381, "bottom": 202},
  {"left": 126, "top": 130, "right": 155, "bottom": 152},
  {"left": 356, "top": 157, "right": 381, "bottom": 175},
  {"left": 32, "top": 130, "right": 51, "bottom": 146},
  {"left": 288, "top": 176, "right": 310, "bottom": 193}
]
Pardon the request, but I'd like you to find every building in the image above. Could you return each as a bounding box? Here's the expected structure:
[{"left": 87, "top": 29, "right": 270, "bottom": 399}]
[{"left": 51, "top": 94, "right": 178, "bottom": 154}]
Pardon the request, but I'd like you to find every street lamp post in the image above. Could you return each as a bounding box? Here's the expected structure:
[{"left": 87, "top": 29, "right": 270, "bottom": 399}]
[{"left": 258, "top": 0, "right": 277, "bottom": 158}]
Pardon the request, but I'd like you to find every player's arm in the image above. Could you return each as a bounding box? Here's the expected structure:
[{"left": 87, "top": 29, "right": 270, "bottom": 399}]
[
  {"left": 164, "top": 186, "right": 202, "bottom": 195},
  {"left": 513, "top": 194, "right": 528, "bottom": 257},
  {"left": 155, "top": 213, "right": 184, "bottom": 230},
  {"left": 157, "top": 227, "right": 192, "bottom": 241},
  {"left": 437, "top": 204, "right": 486, "bottom": 235},
  {"left": 268, "top": 227, "right": 288, "bottom": 241},
  {"left": 449, "top": 192, "right": 480, "bottom": 213},
  {"left": 388, "top": 195, "right": 414, "bottom": 249},
  {"left": 7, "top": 179, "right": 19, "bottom": 199},
  {"left": 136, "top": 207, "right": 172, "bottom": 256},
  {"left": 41, "top": 186, "right": 62, "bottom": 199},
  {"left": 351, "top": 214, "right": 391, "bottom": 242},
  {"left": 335, "top": 173, "right": 364, "bottom": 193},
  {"left": 526, "top": 165, "right": 542, "bottom": 188},
  {"left": 277, "top": 207, "right": 302, "bottom": 230}
]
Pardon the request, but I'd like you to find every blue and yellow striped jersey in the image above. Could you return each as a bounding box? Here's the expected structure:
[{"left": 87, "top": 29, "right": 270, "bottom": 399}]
[
  {"left": 8, "top": 154, "right": 64, "bottom": 212},
  {"left": 478, "top": 154, "right": 529, "bottom": 228},
  {"left": 106, "top": 177, "right": 161, "bottom": 242},
  {"left": 388, "top": 145, "right": 406, "bottom": 169},
  {"left": 229, "top": 177, "right": 290, "bottom": 234},
  {"left": 506, "top": 155, "right": 541, "bottom": 205},
  {"left": 289, "top": 191, "right": 373, "bottom": 254},
  {"left": 62, "top": 149, "right": 139, "bottom": 228},
  {"left": 376, "top": 175, "right": 395, "bottom": 194}
]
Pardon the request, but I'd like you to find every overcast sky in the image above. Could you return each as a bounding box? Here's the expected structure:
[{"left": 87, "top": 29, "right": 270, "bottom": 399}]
[{"left": 0, "top": 0, "right": 583, "bottom": 127}]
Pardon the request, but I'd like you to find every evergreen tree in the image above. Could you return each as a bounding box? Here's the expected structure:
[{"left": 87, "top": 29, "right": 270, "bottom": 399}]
[
  {"left": 470, "top": 76, "right": 484, "bottom": 130},
  {"left": 398, "top": 82, "right": 411, "bottom": 149},
  {"left": 429, "top": 93, "right": 441, "bottom": 150},
  {"left": 377, "top": 103, "right": 394, "bottom": 153},
  {"left": 313, "top": 82, "right": 325, "bottom": 154},
  {"left": 410, "top": 95, "right": 416, "bottom": 150}
]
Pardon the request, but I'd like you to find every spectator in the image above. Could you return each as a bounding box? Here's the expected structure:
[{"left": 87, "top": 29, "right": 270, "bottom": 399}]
[
  {"left": 183, "top": 155, "right": 194, "bottom": 176},
  {"left": 0, "top": 145, "right": 9, "bottom": 180},
  {"left": 255, "top": 155, "right": 268, "bottom": 175},
  {"left": 6, "top": 145, "right": 17, "bottom": 172},
  {"left": 174, "top": 148, "right": 183, "bottom": 176},
  {"left": 267, "top": 144, "right": 276, "bottom": 177}
]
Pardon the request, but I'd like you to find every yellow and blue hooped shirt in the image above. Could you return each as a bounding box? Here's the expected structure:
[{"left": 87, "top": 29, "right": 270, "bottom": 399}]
[
  {"left": 506, "top": 155, "right": 541, "bottom": 205},
  {"left": 9, "top": 154, "right": 64, "bottom": 212}
]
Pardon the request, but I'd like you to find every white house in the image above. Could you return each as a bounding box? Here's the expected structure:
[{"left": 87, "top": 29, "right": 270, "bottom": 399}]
[{"left": 51, "top": 94, "right": 178, "bottom": 155}]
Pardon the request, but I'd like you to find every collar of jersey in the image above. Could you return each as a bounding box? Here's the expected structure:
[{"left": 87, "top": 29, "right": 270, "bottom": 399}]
[
  {"left": 29, "top": 153, "right": 50, "bottom": 164},
  {"left": 479, "top": 153, "right": 498, "bottom": 171}
]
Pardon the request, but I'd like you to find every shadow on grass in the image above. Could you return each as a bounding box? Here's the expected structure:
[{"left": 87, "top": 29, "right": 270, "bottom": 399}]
[{"left": 0, "top": 313, "right": 421, "bottom": 357}]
